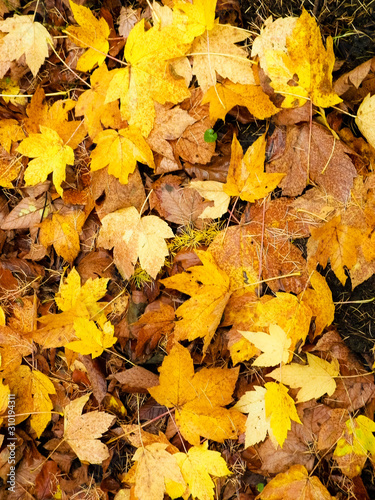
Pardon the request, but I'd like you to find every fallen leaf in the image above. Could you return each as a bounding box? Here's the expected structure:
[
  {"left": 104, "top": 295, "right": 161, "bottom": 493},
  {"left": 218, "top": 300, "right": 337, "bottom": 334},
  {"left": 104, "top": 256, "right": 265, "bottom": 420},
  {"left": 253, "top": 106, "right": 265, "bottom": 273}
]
[
  {"left": 148, "top": 343, "right": 245, "bottom": 445},
  {"left": 0, "top": 119, "right": 25, "bottom": 152},
  {"left": 66, "top": 317, "right": 116, "bottom": 358},
  {"left": 257, "top": 464, "right": 335, "bottom": 499},
  {"left": 98, "top": 206, "right": 174, "bottom": 279},
  {"left": 174, "top": 441, "right": 231, "bottom": 500},
  {"left": 18, "top": 126, "right": 75, "bottom": 197},
  {"left": 189, "top": 180, "right": 230, "bottom": 219},
  {"left": 234, "top": 386, "right": 268, "bottom": 448},
  {"left": 224, "top": 134, "right": 285, "bottom": 202},
  {"left": 67, "top": 0, "right": 110, "bottom": 72},
  {"left": 356, "top": 93, "right": 375, "bottom": 149},
  {"left": 160, "top": 250, "right": 231, "bottom": 352},
  {"left": 63, "top": 393, "right": 115, "bottom": 463},
  {"left": 0, "top": 15, "right": 52, "bottom": 76},
  {"left": 240, "top": 324, "right": 292, "bottom": 367},
  {"left": 1, "top": 196, "right": 51, "bottom": 230},
  {"left": 268, "top": 353, "right": 340, "bottom": 402},
  {"left": 114, "top": 366, "right": 159, "bottom": 393}
]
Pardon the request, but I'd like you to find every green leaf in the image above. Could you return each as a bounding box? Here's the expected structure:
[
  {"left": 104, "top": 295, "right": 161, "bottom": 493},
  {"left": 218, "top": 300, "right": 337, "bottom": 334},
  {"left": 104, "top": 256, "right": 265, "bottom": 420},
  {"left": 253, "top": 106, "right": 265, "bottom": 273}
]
[{"left": 204, "top": 128, "right": 217, "bottom": 142}]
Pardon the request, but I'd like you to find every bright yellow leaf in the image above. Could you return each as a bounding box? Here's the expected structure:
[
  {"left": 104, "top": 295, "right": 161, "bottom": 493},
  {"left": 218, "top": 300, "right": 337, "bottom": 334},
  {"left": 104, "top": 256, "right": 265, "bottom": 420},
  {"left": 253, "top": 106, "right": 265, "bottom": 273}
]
[
  {"left": 234, "top": 386, "right": 268, "bottom": 448},
  {"left": 90, "top": 126, "right": 155, "bottom": 184},
  {"left": 67, "top": 0, "right": 110, "bottom": 72},
  {"left": 240, "top": 324, "right": 292, "bottom": 367},
  {"left": 0, "top": 119, "right": 25, "bottom": 152},
  {"left": 356, "top": 93, "right": 375, "bottom": 149},
  {"left": 202, "top": 80, "right": 279, "bottom": 122},
  {"left": 268, "top": 353, "right": 339, "bottom": 403},
  {"left": 0, "top": 15, "right": 52, "bottom": 77},
  {"left": 223, "top": 134, "right": 285, "bottom": 202},
  {"left": 173, "top": 0, "right": 216, "bottom": 36},
  {"left": 174, "top": 441, "right": 231, "bottom": 500},
  {"left": 265, "top": 381, "right": 301, "bottom": 448},
  {"left": 18, "top": 125, "right": 74, "bottom": 196},
  {"left": 148, "top": 343, "right": 245, "bottom": 445},
  {"left": 160, "top": 250, "right": 231, "bottom": 352},
  {"left": 98, "top": 206, "right": 173, "bottom": 279},
  {"left": 66, "top": 317, "right": 116, "bottom": 358}
]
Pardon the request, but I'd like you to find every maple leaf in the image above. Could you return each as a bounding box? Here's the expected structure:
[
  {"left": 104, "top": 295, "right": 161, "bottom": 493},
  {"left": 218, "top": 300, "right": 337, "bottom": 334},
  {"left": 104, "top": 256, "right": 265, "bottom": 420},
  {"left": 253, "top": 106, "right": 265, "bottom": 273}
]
[
  {"left": 258, "top": 464, "right": 335, "bottom": 499},
  {"left": 189, "top": 180, "right": 230, "bottom": 219},
  {"left": 0, "top": 326, "right": 33, "bottom": 376},
  {"left": 202, "top": 80, "right": 279, "bottom": 122},
  {"left": 234, "top": 386, "right": 268, "bottom": 448},
  {"left": 299, "top": 272, "right": 335, "bottom": 338},
  {"left": 223, "top": 134, "right": 285, "bottom": 202},
  {"left": 66, "top": 317, "right": 116, "bottom": 358},
  {"left": 90, "top": 126, "right": 155, "bottom": 184},
  {"left": 190, "top": 20, "right": 255, "bottom": 93},
  {"left": 268, "top": 353, "right": 340, "bottom": 402},
  {"left": 265, "top": 381, "right": 301, "bottom": 448},
  {"left": 356, "top": 93, "right": 375, "bottom": 149},
  {"left": 0, "top": 119, "right": 25, "bottom": 152},
  {"left": 39, "top": 210, "right": 86, "bottom": 263},
  {"left": 173, "top": 0, "right": 216, "bottom": 38},
  {"left": 17, "top": 125, "right": 74, "bottom": 197},
  {"left": 75, "top": 63, "right": 122, "bottom": 140},
  {"left": 0, "top": 15, "right": 52, "bottom": 77},
  {"left": 252, "top": 9, "right": 341, "bottom": 108},
  {"left": 240, "top": 324, "right": 292, "bottom": 367},
  {"left": 66, "top": 0, "right": 110, "bottom": 72},
  {"left": 307, "top": 215, "right": 363, "bottom": 285},
  {"left": 5, "top": 365, "right": 56, "bottom": 437},
  {"left": 105, "top": 20, "right": 191, "bottom": 136},
  {"left": 148, "top": 343, "right": 245, "bottom": 445},
  {"left": 174, "top": 441, "right": 231, "bottom": 500},
  {"left": 132, "top": 443, "right": 186, "bottom": 500},
  {"left": 160, "top": 250, "right": 231, "bottom": 352},
  {"left": 63, "top": 393, "right": 115, "bottom": 463},
  {"left": 98, "top": 206, "right": 174, "bottom": 279}
]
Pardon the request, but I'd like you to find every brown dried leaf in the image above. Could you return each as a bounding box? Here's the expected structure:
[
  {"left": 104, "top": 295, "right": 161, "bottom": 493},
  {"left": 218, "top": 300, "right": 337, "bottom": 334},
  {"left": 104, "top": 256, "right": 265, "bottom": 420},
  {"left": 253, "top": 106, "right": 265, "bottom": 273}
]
[{"left": 114, "top": 366, "right": 159, "bottom": 393}]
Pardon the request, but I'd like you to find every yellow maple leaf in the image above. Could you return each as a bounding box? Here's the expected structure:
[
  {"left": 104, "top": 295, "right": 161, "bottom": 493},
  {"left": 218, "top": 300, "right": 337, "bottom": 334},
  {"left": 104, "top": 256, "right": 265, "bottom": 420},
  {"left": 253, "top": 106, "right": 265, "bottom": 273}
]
[
  {"left": 174, "top": 441, "right": 231, "bottom": 500},
  {"left": 39, "top": 211, "right": 85, "bottom": 263},
  {"left": 223, "top": 134, "right": 285, "bottom": 202},
  {"left": 160, "top": 250, "right": 231, "bottom": 352},
  {"left": 265, "top": 381, "right": 301, "bottom": 448},
  {"left": 105, "top": 20, "right": 191, "bottom": 137},
  {"left": 132, "top": 443, "right": 186, "bottom": 500},
  {"left": 35, "top": 268, "right": 110, "bottom": 348},
  {"left": 0, "top": 15, "right": 52, "bottom": 77},
  {"left": 299, "top": 272, "right": 335, "bottom": 338},
  {"left": 75, "top": 64, "right": 122, "bottom": 140},
  {"left": 98, "top": 206, "right": 174, "bottom": 279},
  {"left": 258, "top": 465, "right": 335, "bottom": 500},
  {"left": 202, "top": 80, "right": 279, "bottom": 122},
  {"left": 240, "top": 324, "right": 292, "bottom": 367},
  {"left": 90, "top": 126, "right": 155, "bottom": 184},
  {"left": 189, "top": 180, "right": 230, "bottom": 219},
  {"left": 66, "top": 317, "right": 116, "bottom": 358},
  {"left": 252, "top": 9, "right": 341, "bottom": 108},
  {"left": 0, "top": 118, "right": 25, "bottom": 152},
  {"left": 17, "top": 125, "right": 74, "bottom": 196},
  {"left": 234, "top": 386, "right": 268, "bottom": 448},
  {"left": 0, "top": 77, "right": 27, "bottom": 106},
  {"left": 356, "top": 93, "right": 375, "bottom": 149},
  {"left": 5, "top": 365, "right": 56, "bottom": 437},
  {"left": 66, "top": 0, "right": 110, "bottom": 72},
  {"left": 63, "top": 393, "right": 115, "bottom": 463},
  {"left": 307, "top": 215, "right": 363, "bottom": 285},
  {"left": 268, "top": 353, "right": 339, "bottom": 403},
  {"left": 148, "top": 343, "right": 245, "bottom": 445},
  {"left": 173, "top": 0, "right": 216, "bottom": 37}
]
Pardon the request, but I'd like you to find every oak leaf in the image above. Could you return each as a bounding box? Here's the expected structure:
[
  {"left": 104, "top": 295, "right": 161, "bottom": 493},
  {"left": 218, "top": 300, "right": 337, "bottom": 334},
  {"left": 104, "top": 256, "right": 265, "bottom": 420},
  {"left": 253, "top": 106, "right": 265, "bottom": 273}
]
[
  {"left": 174, "top": 441, "right": 231, "bottom": 500},
  {"left": 223, "top": 134, "right": 285, "bottom": 202},
  {"left": 0, "top": 15, "right": 52, "bottom": 76},
  {"left": 63, "top": 393, "right": 115, "bottom": 464},
  {"left": 148, "top": 343, "right": 245, "bottom": 445},
  {"left": 160, "top": 250, "right": 231, "bottom": 352},
  {"left": 268, "top": 353, "right": 340, "bottom": 403},
  {"left": 98, "top": 206, "right": 174, "bottom": 279},
  {"left": 132, "top": 443, "right": 186, "bottom": 500},
  {"left": 105, "top": 20, "right": 191, "bottom": 136},
  {"left": 240, "top": 324, "right": 292, "bottom": 367},
  {"left": 66, "top": 317, "right": 116, "bottom": 358},
  {"left": 90, "top": 126, "right": 155, "bottom": 184},
  {"left": 307, "top": 215, "right": 363, "bottom": 285},
  {"left": 258, "top": 464, "right": 335, "bottom": 499},
  {"left": 5, "top": 365, "right": 56, "bottom": 437},
  {"left": 67, "top": 0, "right": 110, "bottom": 72},
  {"left": 252, "top": 9, "right": 341, "bottom": 108},
  {"left": 202, "top": 80, "right": 279, "bottom": 122},
  {"left": 17, "top": 125, "right": 74, "bottom": 197}
]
